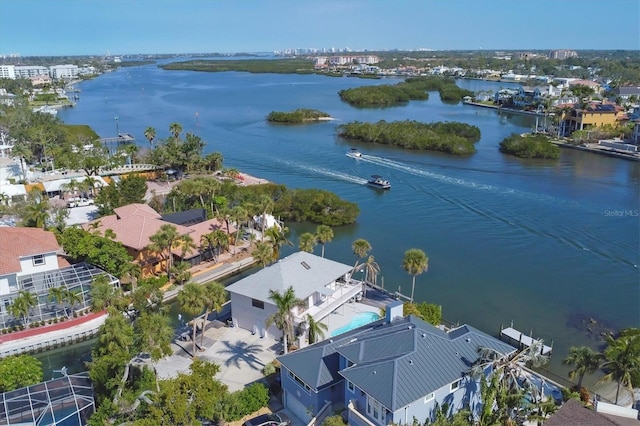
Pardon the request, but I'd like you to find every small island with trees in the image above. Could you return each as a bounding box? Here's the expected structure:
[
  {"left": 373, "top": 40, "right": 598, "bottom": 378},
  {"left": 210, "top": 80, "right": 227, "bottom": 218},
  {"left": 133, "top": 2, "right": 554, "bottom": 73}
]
[
  {"left": 266, "top": 108, "right": 332, "bottom": 124},
  {"left": 499, "top": 133, "right": 561, "bottom": 159},
  {"left": 338, "top": 120, "right": 482, "bottom": 155},
  {"left": 338, "top": 76, "right": 474, "bottom": 107}
]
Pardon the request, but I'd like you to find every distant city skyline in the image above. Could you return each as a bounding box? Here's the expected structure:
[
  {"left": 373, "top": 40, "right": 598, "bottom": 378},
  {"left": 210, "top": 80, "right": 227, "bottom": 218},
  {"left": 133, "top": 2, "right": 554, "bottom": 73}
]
[{"left": 1, "top": 0, "right": 639, "bottom": 57}]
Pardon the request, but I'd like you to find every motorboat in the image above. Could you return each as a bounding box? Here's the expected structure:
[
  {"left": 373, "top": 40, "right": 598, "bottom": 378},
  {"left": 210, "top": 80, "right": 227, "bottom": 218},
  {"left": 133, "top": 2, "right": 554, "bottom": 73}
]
[
  {"left": 346, "top": 148, "right": 362, "bottom": 158},
  {"left": 366, "top": 175, "right": 391, "bottom": 190}
]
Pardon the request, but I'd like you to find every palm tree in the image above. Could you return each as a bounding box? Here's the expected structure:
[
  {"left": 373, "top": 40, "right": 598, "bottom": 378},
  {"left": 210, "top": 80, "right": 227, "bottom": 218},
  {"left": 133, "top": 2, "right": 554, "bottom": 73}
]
[
  {"left": 230, "top": 205, "right": 248, "bottom": 255},
  {"left": 265, "top": 286, "right": 305, "bottom": 354},
  {"left": 362, "top": 255, "right": 381, "bottom": 296},
  {"left": 148, "top": 224, "right": 181, "bottom": 281},
  {"left": 22, "top": 201, "right": 49, "bottom": 229},
  {"left": 94, "top": 307, "right": 134, "bottom": 357},
  {"left": 598, "top": 328, "right": 640, "bottom": 405},
  {"left": 64, "top": 289, "right": 83, "bottom": 317},
  {"left": 200, "top": 232, "right": 217, "bottom": 261},
  {"left": 562, "top": 346, "right": 602, "bottom": 389},
  {"left": 402, "top": 248, "right": 428, "bottom": 303},
  {"left": 134, "top": 312, "right": 174, "bottom": 361},
  {"left": 265, "top": 226, "right": 293, "bottom": 261},
  {"left": 169, "top": 122, "right": 183, "bottom": 140},
  {"left": 178, "top": 282, "right": 205, "bottom": 357},
  {"left": 315, "top": 225, "right": 333, "bottom": 258},
  {"left": 171, "top": 261, "right": 192, "bottom": 286},
  {"left": 200, "top": 281, "right": 227, "bottom": 347},
  {"left": 48, "top": 286, "right": 67, "bottom": 318},
  {"left": 210, "top": 229, "right": 230, "bottom": 261},
  {"left": 179, "top": 233, "right": 197, "bottom": 260},
  {"left": 351, "top": 238, "right": 371, "bottom": 272},
  {"left": 301, "top": 314, "right": 328, "bottom": 344},
  {"left": 252, "top": 242, "right": 274, "bottom": 267},
  {"left": 298, "top": 232, "right": 317, "bottom": 253},
  {"left": 11, "top": 141, "right": 32, "bottom": 183},
  {"left": 144, "top": 127, "right": 156, "bottom": 148},
  {"left": 8, "top": 290, "right": 37, "bottom": 327}
]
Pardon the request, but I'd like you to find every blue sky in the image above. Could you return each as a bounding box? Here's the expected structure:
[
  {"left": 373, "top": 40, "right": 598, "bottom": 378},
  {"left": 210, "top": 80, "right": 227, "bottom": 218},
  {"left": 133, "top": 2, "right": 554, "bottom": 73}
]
[{"left": 1, "top": 0, "right": 638, "bottom": 56}]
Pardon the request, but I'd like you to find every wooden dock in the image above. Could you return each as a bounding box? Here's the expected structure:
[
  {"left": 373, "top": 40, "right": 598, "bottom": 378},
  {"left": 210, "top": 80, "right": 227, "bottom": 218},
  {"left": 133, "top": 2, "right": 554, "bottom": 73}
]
[{"left": 500, "top": 324, "right": 553, "bottom": 355}]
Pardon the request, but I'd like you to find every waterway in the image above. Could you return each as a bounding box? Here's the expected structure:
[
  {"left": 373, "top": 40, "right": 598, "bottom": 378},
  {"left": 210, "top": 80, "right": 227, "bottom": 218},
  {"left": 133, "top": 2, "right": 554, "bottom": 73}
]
[{"left": 51, "top": 60, "right": 639, "bottom": 384}]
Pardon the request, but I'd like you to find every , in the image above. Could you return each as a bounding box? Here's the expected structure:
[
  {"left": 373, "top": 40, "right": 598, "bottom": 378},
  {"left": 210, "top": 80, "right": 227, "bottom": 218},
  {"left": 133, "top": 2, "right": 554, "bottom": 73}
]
[{"left": 243, "top": 412, "right": 291, "bottom": 426}]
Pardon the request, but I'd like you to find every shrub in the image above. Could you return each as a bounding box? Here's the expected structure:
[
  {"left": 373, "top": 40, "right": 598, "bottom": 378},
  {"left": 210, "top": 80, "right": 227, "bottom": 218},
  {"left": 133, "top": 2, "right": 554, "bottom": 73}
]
[
  {"left": 263, "top": 362, "right": 277, "bottom": 377},
  {"left": 323, "top": 415, "right": 347, "bottom": 426},
  {"left": 579, "top": 387, "right": 590, "bottom": 403}
]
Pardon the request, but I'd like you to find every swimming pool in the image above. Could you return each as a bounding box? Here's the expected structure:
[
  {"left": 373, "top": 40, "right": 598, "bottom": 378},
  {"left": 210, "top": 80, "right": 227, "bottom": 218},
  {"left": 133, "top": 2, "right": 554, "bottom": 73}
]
[{"left": 331, "top": 311, "right": 380, "bottom": 337}]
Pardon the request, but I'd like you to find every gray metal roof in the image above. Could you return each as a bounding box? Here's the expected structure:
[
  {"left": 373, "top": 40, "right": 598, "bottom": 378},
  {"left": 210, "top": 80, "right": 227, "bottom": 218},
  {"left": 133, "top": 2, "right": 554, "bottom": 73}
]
[
  {"left": 225, "top": 251, "right": 353, "bottom": 302},
  {"left": 279, "top": 315, "right": 516, "bottom": 411}
]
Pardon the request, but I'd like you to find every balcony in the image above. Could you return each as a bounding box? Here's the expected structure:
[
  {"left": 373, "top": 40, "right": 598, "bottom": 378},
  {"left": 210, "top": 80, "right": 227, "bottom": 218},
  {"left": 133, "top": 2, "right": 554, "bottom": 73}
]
[{"left": 294, "top": 279, "right": 363, "bottom": 323}]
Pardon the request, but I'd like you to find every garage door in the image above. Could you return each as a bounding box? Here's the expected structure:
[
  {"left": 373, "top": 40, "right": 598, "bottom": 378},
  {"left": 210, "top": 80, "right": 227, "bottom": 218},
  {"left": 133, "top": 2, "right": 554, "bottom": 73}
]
[{"left": 285, "top": 389, "right": 312, "bottom": 423}]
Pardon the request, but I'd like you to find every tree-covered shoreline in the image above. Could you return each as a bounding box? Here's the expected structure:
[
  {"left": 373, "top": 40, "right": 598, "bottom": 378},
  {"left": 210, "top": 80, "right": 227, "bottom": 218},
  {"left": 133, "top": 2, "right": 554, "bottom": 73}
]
[
  {"left": 337, "top": 120, "right": 481, "bottom": 155},
  {"left": 338, "top": 76, "right": 474, "bottom": 107},
  {"left": 160, "top": 59, "right": 315, "bottom": 74},
  {"left": 266, "top": 108, "right": 331, "bottom": 124},
  {"left": 499, "top": 133, "right": 560, "bottom": 159}
]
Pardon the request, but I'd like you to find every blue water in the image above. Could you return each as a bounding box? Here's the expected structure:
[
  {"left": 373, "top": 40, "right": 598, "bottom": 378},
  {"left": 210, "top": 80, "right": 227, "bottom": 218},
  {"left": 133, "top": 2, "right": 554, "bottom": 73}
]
[
  {"left": 331, "top": 312, "right": 381, "bottom": 337},
  {"left": 51, "top": 61, "right": 639, "bottom": 383}
]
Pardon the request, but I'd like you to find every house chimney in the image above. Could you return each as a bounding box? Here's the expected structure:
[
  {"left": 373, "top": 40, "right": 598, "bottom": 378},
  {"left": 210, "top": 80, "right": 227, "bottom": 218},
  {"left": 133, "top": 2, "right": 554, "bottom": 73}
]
[{"left": 385, "top": 300, "right": 404, "bottom": 324}]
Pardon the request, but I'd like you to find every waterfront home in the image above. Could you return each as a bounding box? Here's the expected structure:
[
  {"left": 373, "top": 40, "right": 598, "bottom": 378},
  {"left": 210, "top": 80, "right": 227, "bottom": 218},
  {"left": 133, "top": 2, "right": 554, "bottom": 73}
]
[
  {"left": 83, "top": 204, "right": 235, "bottom": 277},
  {"left": 225, "top": 251, "right": 360, "bottom": 341},
  {"left": 0, "top": 227, "right": 119, "bottom": 329},
  {"left": 613, "top": 86, "right": 640, "bottom": 101},
  {"left": 277, "top": 301, "right": 516, "bottom": 424},
  {"left": 563, "top": 102, "right": 626, "bottom": 133}
]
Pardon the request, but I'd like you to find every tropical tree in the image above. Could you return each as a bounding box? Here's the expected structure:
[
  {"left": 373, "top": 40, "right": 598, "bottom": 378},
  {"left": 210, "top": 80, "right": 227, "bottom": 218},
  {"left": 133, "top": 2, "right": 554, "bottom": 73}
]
[
  {"left": 94, "top": 307, "right": 134, "bottom": 357},
  {"left": 0, "top": 355, "right": 43, "bottom": 392},
  {"left": 351, "top": 239, "right": 371, "bottom": 280},
  {"left": 64, "top": 289, "right": 83, "bottom": 317},
  {"left": 362, "top": 255, "right": 380, "bottom": 296},
  {"left": 252, "top": 241, "right": 274, "bottom": 267},
  {"left": 171, "top": 261, "right": 192, "bottom": 285},
  {"left": 562, "top": 346, "right": 602, "bottom": 389},
  {"left": 21, "top": 201, "right": 49, "bottom": 229},
  {"left": 11, "top": 141, "right": 32, "bottom": 183},
  {"left": 149, "top": 224, "right": 181, "bottom": 281},
  {"left": 402, "top": 248, "right": 429, "bottom": 303},
  {"left": 200, "top": 281, "right": 227, "bottom": 347},
  {"left": 179, "top": 233, "right": 197, "bottom": 260},
  {"left": 134, "top": 312, "right": 174, "bottom": 361},
  {"left": 298, "top": 232, "right": 317, "bottom": 253},
  {"left": 144, "top": 126, "right": 156, "bottom": 148},
  {"left": 315, "top": 225, "right": 333, "bottom": 258},
  {"left": 598, "top": 328, "right": 640, "bottom": 405},
  {"left": 169, "top": 122, "right": 183, "bottom": 140},
  {"left": 48, "top": 286, "right": 67, "bottom": 318},
  {"left": 471, "top": 340, "right": 550, "bottom": 425},
  {"left": 178, "top": 282, "right": 205, "bottom": 357},
  {"left": 230, "top": 205, "right": 248, "bottom": 254},
  {"left": 265, "top": 225, "right": 293, "bottom": 261},
  {"left": 301, "top": 314, "right": 328, "bottom": 344},
  {"left": 211, "top": 229, "right": 230, "bottom": 260},
  {"left": 8, "top": 291, "right": 37, "bottom": 327},
  {"left": 265, "top": 286, "right": 305, "bottom": 354},
  {"left": 89, "top": 274, "right": 116, "bottom": 311}
]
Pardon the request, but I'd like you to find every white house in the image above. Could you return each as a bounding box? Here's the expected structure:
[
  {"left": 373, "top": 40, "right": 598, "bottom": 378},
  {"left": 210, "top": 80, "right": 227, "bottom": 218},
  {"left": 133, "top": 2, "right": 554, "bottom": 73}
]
[{"left": 225, "top": 251, "right": 360, "bottom": 340}]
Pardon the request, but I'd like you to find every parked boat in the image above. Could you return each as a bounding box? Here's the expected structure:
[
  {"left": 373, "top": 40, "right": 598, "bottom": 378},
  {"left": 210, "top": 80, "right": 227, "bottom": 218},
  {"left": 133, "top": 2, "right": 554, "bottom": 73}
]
[
  {"left": 366, "top": 175, "right": 391, "bottom": 190},
  {"left": 346, "top": 148, "right": 362, "bottom": 158}
]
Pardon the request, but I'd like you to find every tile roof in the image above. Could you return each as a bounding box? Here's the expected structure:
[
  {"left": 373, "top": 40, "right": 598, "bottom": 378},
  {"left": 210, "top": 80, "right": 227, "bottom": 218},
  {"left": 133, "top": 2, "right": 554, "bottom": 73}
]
[
  {"left": 85, "top": 205, "right": 192, "bottom": 251},
  {"left": 545, "top": 399, "right": 626, "bottom": 426},
  {"left": 0, "top": 228, "right": 61, "bottom": 275},
  {"left": 278, "top": 316, "right": 516, "bottom": 411}
]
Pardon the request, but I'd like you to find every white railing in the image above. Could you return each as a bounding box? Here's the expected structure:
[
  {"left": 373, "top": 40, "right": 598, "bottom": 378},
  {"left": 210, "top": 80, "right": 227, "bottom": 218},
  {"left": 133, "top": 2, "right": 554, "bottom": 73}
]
[{"left": 295, "top": 281, "right": 362, "bottom": 323}]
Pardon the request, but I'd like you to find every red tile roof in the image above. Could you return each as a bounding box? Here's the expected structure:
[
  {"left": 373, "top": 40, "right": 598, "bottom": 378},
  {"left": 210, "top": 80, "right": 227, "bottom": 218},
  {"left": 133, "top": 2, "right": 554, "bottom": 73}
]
[
  {"left": 0, "top": 228, "right": 61, "bottom": 275},
  {"left": 114, "top": 203, "right": 161, "bottom": 220}
]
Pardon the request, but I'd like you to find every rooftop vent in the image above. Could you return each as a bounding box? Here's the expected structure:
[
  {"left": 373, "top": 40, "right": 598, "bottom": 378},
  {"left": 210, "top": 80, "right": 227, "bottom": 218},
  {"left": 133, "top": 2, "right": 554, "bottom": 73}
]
[
  {"left": 409, "top": 360, "right": 413, "bottom": 365},
  {"left": 421, "top": 333, "right": 427, "bottom": 338},
  {"left": 466, "top": 338, "right": 471, "bottom": 343},
  {"left": 301, "top": 261, "right": 311, "bottom": 270}
]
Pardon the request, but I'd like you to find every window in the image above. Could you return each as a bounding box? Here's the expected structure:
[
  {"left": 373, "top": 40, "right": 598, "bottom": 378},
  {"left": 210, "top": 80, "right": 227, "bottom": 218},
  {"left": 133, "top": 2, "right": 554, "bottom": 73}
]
[
  {"left": 424, "top": 392, "right": 434, "bottom": 403},
  {"left": 450, "top": 379, "right": 461, "bottom": 392},
  {"left": 251, "top": 299, "right": 264, "bottom": 309},
  {"left": 32, "top": 254, "right": 45, "bottom": 266},
  {"left": 366, "top": 396, "right": 383, "bottom": 422},
  {"left": 348, "top": 381, "right": 354, "bottom": 393}
]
